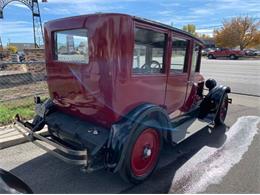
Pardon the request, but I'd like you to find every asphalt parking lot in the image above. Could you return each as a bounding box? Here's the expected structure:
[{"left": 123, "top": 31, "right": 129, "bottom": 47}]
[
  {"left": 201, "top": 58, "right": 260, "bottom": 96},
  {"left": 0, "top": 59, "right": 260, "bottom": 193}
]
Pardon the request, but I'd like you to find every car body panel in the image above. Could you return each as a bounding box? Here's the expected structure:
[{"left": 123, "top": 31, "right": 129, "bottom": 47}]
[{"left": 44, "top": 13, "right": 205, "bottom": 128}]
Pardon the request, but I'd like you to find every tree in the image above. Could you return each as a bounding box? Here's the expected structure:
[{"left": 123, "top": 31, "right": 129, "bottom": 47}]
[
  {"left": 214, "top": 16, "right": 260, "bottom": 50},
  {"left": 248, "top": 31, "right": 260, "bottom": 49},
  {"left": 199, "top": 34, "right": 211, "bottom": 39},
  {"left": 182, "top": 24, "right": 197, "bottom": 35},
  {"left": 7, "top": 45, "right": 17, "bottom": 53}
]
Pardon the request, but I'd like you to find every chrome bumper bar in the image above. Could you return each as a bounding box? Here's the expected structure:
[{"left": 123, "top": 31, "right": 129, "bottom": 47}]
[{"left": 13, "top": 120, "right": 88, "bottom": 166}]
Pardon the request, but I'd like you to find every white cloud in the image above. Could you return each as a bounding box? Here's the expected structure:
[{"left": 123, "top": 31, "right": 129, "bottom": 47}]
[
  {"left": 44, "top": 0, "right": 140, "bottom": 4},
  {"left": 157, "top": 10, "right": 173, "bottom": 17},
  {"left": 196, "top": 29, "right": 214, "bottom": 37},
  {"left": 40, "top": 0, "right": 125, "bottom": 16},
  {"left": 0, "top": 21, "right": 32, "bottom": 35},
  {"left": 11, "top": 3, "right": 30, "bottom": 9},
  {"left": 160, "top": 2, "right": 180, "bottom": 7},
  {"left": 192, "top": 8, "right": 213, "bottom": 15}
]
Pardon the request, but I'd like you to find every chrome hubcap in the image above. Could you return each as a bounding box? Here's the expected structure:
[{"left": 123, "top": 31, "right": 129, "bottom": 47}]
[{"left": 143, "top": 147, "right": 152, "bottom": 158}]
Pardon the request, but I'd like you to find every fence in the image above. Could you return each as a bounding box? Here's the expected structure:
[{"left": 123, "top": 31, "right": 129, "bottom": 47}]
[{"left": 0, "top": 61, "right": 48, "bottom": 126}]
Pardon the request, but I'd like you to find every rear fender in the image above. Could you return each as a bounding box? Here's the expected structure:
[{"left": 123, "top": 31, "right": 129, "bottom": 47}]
[
  {"left": 198, "top": 85, "right": 231, "bottom": 123},
  {"left": 106, "top": 103, "right": 170, "bottom": 172}
]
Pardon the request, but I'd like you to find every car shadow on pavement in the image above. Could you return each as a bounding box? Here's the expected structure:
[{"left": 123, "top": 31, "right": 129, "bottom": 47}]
[{"left": 10, "top": 125, "right": 227, "bottom": 194}]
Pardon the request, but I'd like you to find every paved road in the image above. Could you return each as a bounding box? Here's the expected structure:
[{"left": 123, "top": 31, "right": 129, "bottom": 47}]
[
  {"left": 201, "top": 58, "right": 260, "bottom": 96},
  {"left": 0, "top": 94, "right": 259, "bottom": 193}
]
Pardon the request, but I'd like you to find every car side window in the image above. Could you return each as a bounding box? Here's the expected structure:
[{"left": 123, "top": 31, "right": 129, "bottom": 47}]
[
  {"left": 170, "top": 38, "right": 189, "bottom": 73},
  {"left": 133, "top": 27, "right": 166, "bottom": 74}
]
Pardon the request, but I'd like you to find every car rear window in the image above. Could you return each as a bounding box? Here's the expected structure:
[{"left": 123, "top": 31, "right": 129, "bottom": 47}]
[{"left": 54, "top": 29, "right": 89, "bottom": 64}]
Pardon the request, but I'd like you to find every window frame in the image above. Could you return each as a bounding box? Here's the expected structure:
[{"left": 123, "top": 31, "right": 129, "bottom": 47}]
[
  {"left": 169, "top": 34, "right": 191, "bottom": 75},
  {"left": 195, "top": 44, "right": 202, "bottom": 73},
  {"left": 53, "top": 28, "right": 89, "bottom": 65},
  {"left": 131, "top": 22, "right": 169, "bottom": 77}
]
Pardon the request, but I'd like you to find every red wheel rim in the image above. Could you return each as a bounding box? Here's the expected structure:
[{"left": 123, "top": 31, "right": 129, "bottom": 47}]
[
  {"left": 130, "top": 128, "right": 160, "bottom": 177},
  {"left": 220, "top": 98, "right": 228, "bottom": 121}
]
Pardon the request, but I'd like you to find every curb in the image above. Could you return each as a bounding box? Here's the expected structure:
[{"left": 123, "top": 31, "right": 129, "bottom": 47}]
[{"left": 0, "top": 125, "right": 48, "bottom": 149}]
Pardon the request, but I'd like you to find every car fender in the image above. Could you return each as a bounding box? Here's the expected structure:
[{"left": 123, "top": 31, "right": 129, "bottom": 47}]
[
  {"left": 106, "top": 103, "right": 171, "bottom": 173},
  {"left": 198, "top": 85, "right": 231, "bottom": 123}
]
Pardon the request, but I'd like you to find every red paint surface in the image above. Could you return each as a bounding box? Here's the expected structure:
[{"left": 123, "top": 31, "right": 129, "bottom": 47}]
[
  {"left": 208, "top": 48, "right": 245, "bottom": 57},
  {"left": 44, "top": 13, "right": 205, "bottom": 128}
]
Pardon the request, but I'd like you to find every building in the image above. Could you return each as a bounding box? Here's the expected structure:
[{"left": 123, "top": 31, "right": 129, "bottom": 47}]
[
  {"left": 201, "top": 38, "right": 216, "bottom": 48},
  {"left": 8, "top": 43, "right": 35, "bottom": 52}
]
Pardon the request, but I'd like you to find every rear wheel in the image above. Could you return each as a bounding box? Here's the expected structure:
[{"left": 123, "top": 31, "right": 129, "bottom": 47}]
[
  {"left": 208, "top": 54, "right": 214, "bottom": 59},
  {"left": 215, "top": 94, "right": 229, "bottom": 126},
  {"left": 229, "top": 54, "right": 237, "bottom": 60},
  {"left": 119, "top": 121, "right": 162, "bottom": 184}
]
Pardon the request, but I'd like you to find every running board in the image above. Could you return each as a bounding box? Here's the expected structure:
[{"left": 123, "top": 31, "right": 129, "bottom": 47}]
[{"left": 171, "top": 119, "right": 210, "bottom": 144}]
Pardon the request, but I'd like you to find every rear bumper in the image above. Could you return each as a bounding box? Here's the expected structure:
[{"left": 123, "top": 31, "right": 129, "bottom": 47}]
[
  {"left": 13, "top": 97, "right": 109, "bottom": 171},
  {"left": 13, "top": 119, "right": 88, "bottom": 166}
]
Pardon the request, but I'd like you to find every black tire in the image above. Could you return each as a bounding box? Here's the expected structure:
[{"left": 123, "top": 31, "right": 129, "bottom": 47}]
[
  {"left": 215, "top": 93, "right": 229, "bottom": 126},
  {"left": 119, "top": 120, "right": 162, "bottom": 184},
  {"left": 229, "top": 54, "right": 237, "bottom": 60},
  {"left": 208, "top": 54, "right": 214, "bottom": 59}
]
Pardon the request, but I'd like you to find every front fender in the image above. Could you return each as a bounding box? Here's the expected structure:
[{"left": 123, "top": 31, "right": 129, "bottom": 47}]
[
  {"left": 198, "top": 85, "right": 231, "bottom": 123},
  {"left": 105, "top": 103, "right": 170, "bottom": 172}
]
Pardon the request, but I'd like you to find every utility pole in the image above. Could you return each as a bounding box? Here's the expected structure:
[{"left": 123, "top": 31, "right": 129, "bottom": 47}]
[
  {"left": 0, "top": 36, "right": 3, "bottom": 52},
  {"left": 0, "top": 0, "right": 47, "bottom": 48}
]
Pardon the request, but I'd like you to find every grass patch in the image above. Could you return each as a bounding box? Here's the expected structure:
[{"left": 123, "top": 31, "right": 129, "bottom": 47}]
[{"left": 0, "top": 96, "right": 48, "bottom": 126}]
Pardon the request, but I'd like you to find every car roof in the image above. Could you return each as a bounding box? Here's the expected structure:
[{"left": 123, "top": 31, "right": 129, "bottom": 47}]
[
  {"left": 133, "top": 16, "right": 204, "bottom": 45},
  {"left": 45, "top": 13, "right": 204, "bottom": 45}
]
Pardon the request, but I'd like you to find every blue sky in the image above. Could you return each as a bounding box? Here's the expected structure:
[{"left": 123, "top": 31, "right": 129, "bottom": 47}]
[{"left": 0, "top": 0, "right": 259, "bottom": 45}]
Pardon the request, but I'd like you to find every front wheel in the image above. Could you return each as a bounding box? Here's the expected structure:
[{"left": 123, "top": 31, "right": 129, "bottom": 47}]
[
  {"left": 119, "top": 121, "right": 162, "bottom": 184},
  {"left": 215, "top": 94, "right": 229, "bottom": 126}
]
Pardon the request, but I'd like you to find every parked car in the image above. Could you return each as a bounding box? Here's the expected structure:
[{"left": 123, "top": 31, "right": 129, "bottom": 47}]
[
  {"left": 0, "top": 64, "right": 7, "bottom": 70},
  {"left": 0, "top": 169, "right": 32, "bottom": 194},
  {"left": 207, "top": 48, "right": 244, "bottom": 60},
  {"left": 201, "top": 48, "right": 215, "bottom": 56},
  {"left": 14, "top": 13, "right": 231, "bottom": 184},
  {"left": 244, "top": 49, "right": 257, "bottom": 56},
  {"left": 253, "top": 50, "right": 260, "bottom": 56},
  {"left": 0, "top": 53, "right": 3, "bottom": 60},
  {"left": 19, "top": 54, "right": 25, "bottom": 62}
]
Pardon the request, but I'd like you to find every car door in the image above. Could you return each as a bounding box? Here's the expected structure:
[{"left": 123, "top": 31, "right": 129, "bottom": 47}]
[
  {"left": 117, "top": 23, "right": 169, "bottom": 115},
  {"left": 165, "top": 34, "right": 191, "bottom": 118}
]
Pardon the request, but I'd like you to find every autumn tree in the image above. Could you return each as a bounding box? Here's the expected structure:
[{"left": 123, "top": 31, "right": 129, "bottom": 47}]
[
  {"left": 7, "top": 45, "right": 17, "bottom": 53},
  {"left": 248, "top": 31, "right": 260, "bottom": 49},
  {"left": 214, "top": 16, "right": 260, "bottom": 50},
  {"left": 183, "top": 24, "right": 197, "bottom": 35},
  {"left": 199, "top": 34, "right": 211, "bottom": 39}
]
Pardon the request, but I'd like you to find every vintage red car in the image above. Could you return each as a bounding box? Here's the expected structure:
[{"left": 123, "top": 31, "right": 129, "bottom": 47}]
[
  {"left": 14, "top": 13, "right": 231, "bottom": 183},
  {"left": 208, "top": 48, "right": 245, "bottom": 60}
]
